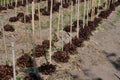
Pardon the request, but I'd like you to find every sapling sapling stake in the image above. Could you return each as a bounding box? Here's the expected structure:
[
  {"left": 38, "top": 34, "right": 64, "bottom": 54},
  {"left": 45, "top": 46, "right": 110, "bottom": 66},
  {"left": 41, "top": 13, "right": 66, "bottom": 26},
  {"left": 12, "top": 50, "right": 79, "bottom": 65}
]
[
  {"left": 6, "top": 0, "right": 8, "bottom": 9},
  {"left": 111, "top": 0, "right": 113, "bottom": 4},
  {"left": 46, "top": 0, "right": 48, "bottom": 11},
  {"left": 86, "top": 0, "right": 89, "bottom": 26},
  {"left": 83, "top": 0, "right": 86, "bottom": 28},
  {"left": 105, "top": 0, "right": 108, "bottom": 9},
  {"left": 2, "top": 0, "right": 4, "bottom": 6},
  {"left": 0, "top": 0, "right": 1, "bottom": 6},
  {"left": 90, "top": 0, "right": 92, "bottom": 21},
  {"left": 22, "top": 0, "right": 24, "bottom": 4},
  {"left": 49, "top": 0, "right": 53, "bottom": 63},
  {"left": 32, "top": 1, "right": 35, "bottom": 56},
  {"left": 38, "top": 3, "right": 42, "bottom": 44},
  {"left": 98, "top": 0, "right": 101, "bottom": 12},
  {"left": 91, "top": 0, "right": 94, "bottom": 21},
  {"left": 108, "top": 0, "right": 111, "bottom": 9},
  {"left": 1, "top": 0, "right": 2, "bottom": 6},
  {"left": 10, "top": 0, "right": 12, "bottom": 6},
  {"left": 26, "top": 0, "right": 29, "bottom": 15},
  {"left": 8, "top": 34, "right": 18, "bottom": 80},
  {"left": 75, "top": 0, "right": 78, "bottom": 19},
  {"left": 57, "top": 0, "right": 61, "bottom": 40},
  {"left": 0, "top": 1, "right": 1, "bottom": 6},
  {"left": 93, "top": 0, "right": 96, "bottom": 19},
  {"left": 3, "top": 0, "right": 5, "bottom": 6},
  {"left": 95, "top": 0, "right": 99, "bottom": 14},
  {"left": 11, "top": 41, "right": 16, "bottom": 80},
  {"left": 93, "top": 0, "right": 96, "bottom": 20},
  {"left": 77, "top": 0, "right": 80, "bottom": 38},
  {"left": 25, "top": 0, "right": 29, "bottom": 51},
  {"left": 61, "top": 0, "right": 64, "bottom": 51},
  {"left": 1, "top": 21, "right": 8, "bottom": 64},
  {"left": 23, "top": 1, "right": 27, "bottom": 34},
  {"left": 15, "top": 0, "right": 18, "bottom": 15},
  {"left": 70, "top": 1, "right": 73, "bottom": 44},
  {"left": 38, "top": 1, "right": 42, "bottom": 44}
]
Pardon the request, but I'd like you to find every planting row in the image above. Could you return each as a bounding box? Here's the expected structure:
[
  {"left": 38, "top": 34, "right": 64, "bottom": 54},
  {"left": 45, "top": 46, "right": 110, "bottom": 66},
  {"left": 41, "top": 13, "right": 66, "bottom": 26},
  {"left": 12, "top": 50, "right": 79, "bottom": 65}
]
[
  {"left": 39, "top": 0, "right": 89, "bottom": 16},
  {"left": 0, "top": 0, "right": 43, "bottom": 12},
  {"left": 0, "top": 0, "right": 88, "bottom": 13},
  {"left": 7, "top": 0, "right": 89, "bottom": 23}
]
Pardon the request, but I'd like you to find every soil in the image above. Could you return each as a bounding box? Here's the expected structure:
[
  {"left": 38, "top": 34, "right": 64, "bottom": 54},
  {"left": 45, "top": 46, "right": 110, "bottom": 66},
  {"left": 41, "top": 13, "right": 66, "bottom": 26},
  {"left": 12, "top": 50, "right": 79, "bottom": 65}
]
[{"left": 24, "top": 73, "right": 44, "bottom": 80}]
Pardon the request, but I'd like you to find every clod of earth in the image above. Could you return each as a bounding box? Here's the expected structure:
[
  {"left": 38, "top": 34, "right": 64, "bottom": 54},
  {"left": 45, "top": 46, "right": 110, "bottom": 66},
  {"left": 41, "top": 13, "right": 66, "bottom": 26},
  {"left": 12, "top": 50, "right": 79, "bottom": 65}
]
[
  {"left": 38, "top": 63, "right": 56, "bottom": 75},
  {"left": 4, "top": 24, "right": 15, "bottom": 32},
  {"left": 52, "top": 51, "right": 70, "bottom": 63},
  {"left": 16, "top": 53, "right": 34, "bottom": 68}
]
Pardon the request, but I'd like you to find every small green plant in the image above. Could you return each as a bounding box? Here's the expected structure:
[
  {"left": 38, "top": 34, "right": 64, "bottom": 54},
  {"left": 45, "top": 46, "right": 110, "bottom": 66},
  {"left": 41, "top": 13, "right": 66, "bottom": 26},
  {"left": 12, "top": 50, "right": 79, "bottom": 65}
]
[
  {"left": 29, "top": 50, "right": 33, "bottom": 56},
  {"left": 117, "top": 10, "right": 120, "bottom": 17},
  {"left": 56, "top": 47, "right": 62, "bottom": 51},
  {"left": 26, "top": 25, "right": 32, "bottom": 31},
  {"left": 16, "top": 76, "right": 23, "bottom": 80}
]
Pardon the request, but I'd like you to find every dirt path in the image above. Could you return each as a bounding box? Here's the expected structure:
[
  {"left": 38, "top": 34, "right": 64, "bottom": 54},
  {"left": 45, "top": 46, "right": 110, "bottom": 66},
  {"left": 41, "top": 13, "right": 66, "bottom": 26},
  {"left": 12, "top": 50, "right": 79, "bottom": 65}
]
[{"left": 68, "top": 6, "right": 120, "bottom": 80}]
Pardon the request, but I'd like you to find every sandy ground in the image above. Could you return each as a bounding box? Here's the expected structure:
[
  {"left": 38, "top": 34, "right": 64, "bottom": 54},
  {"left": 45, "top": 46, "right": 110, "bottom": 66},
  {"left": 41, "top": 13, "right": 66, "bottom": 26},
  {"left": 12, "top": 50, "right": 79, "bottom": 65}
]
[
  {"left": 67, "top": 7, "right": 120, "bottom": 80},
  {"left": 0, "top": 1, "right": 120, "bottom": 80}
]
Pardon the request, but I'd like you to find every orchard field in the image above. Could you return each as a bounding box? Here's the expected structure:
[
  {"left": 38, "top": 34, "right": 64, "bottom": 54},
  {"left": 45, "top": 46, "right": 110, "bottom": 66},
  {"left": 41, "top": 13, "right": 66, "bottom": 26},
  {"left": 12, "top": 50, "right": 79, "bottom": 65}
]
[{"left": 0, "top": 0, "right": 120, "bottom": 80}]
